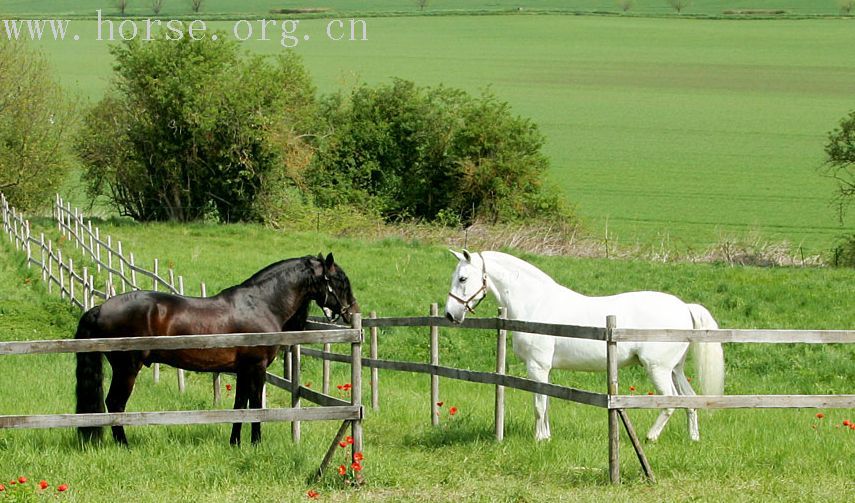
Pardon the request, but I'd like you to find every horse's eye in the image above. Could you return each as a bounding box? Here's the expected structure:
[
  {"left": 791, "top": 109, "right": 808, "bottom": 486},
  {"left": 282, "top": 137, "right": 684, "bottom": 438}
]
[{"left": 459, "top": 277, "right": 467, "bottom": 283}]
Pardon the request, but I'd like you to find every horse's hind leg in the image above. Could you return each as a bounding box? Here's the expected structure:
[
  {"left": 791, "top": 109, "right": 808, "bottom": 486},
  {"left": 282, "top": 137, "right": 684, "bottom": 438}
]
[
  {"left": 644, "top": 366, "right": 678, "bottom": 442},
  {"left": 105, "top": 352, "right": 143, "bottom": 445},
  {"left": 673, "top": 363, "right": 699, "bottom": 441}
]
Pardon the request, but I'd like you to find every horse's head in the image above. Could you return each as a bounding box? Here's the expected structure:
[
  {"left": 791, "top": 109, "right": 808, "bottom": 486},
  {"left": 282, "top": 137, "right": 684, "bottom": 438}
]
[
  {"left": 445, "top": 249, "right": 488, "bottom": 324},
  {"left": 315, "top": 253, "right": 359, "bottom": 324}
]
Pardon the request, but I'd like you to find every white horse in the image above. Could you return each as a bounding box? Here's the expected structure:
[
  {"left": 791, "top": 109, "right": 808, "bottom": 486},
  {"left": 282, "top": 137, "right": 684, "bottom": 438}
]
[{"left": 444, "top": 250, "right": 724, "bottom": 442}]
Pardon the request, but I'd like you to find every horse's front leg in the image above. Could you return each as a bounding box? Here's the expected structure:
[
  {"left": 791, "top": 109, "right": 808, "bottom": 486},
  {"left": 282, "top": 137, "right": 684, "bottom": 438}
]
[
  {"left": 230, "top": 368, "right": 250, "bottom": 445},
  {"left": 248, "top": 363, "right": 267, "bottom": 444},
  {"left": 104, "top": 352, "right": 143, "bottom": 445},
  {"left": 526, "top": 361, "right": 552, "bottom": 441}
]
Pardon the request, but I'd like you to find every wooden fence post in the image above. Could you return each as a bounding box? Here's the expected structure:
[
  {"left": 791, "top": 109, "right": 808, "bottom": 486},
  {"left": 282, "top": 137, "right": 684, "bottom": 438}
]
[
  {"left": 82, "top": 267, "right": 90, "bottom": 311},
  {"left": 370, "top": 310, "right": 379, "bottom": 411},
  {"left": 430, "top": 303, "right": 440, "bottom": 426},
  {"left": 322, "top": 341, "right": 331, "bottom": 395},
  {"left": 72, "top": 208, "right": 79, "bottom": 249},
  {"left": 200, "top": 282, "right": 221, "bottom": 406},
  {"left": 606, "top": 314, "right": 620, "bottom": 485},
  {"left": 94, "top": 227, "right": 101, "bottom": 272},
  {"left": 351, "top": 313, "right": 364, "bottom": 458},
  {"left": 24, "top": 221, "right": 31, "bottom": 268},
  {"left": 47, "top": 241, "right": 53, "bottom": 294},
  {"left": 117, "top": 241, "right": 126, "bottom": 293},
  {"left": 495, "top": 307, "right": 507, "bottom": 442},
  {"left": 129, "top": 253, "right": 138, "bottom": 290},
  {"left": 176, "top": 277, "right": 186, "bottom": 393},
  {"left": 291, "top": 343, "right": 302, "bottom": 442},
  {"left": 68, "top": 258, "right": 75, "bottom": 304},
  {"left": 40, "top": 234, "right": 46, "bottom": 283},
  {"left": 57, "top": 250, "right": 65, "bottom": 299},
  {"left": 152, "top": 259, "right": 160, "bottom": 383}
]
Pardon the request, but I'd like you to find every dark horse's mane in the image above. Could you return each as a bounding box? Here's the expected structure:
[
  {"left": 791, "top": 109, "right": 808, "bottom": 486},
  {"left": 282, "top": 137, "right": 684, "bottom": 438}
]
[{"left": 218, "top": 256, "right": 318, "bottom": 295}]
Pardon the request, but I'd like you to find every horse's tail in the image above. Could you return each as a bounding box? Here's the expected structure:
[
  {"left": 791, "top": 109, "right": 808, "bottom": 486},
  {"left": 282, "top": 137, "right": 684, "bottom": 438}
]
[
  {"left": 75, "top": 305, "right": 105, "bottom": 442},
  {"left": 687, "top": 303, "right": 725, "bottom": 396}
]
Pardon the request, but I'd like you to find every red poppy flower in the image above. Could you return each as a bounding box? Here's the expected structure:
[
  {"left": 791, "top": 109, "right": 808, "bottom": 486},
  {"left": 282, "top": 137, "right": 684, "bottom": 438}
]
[
  {"left": 9, "top": 481, "right": 16, "bottom": 486},
  {"left": 225, "top": 384, "right": 232, "bottom": 391},
  {"left": 843, "top": 420, "right": 851, "bottom": 426},
  {"left": 350, "top": 462, "right": 362, "bottom": 472},
  {"left": 337, "top": 385, "right": 343, "bottom": 390},
  {"left": 337, "top": 464, "right": 346, "bottom": 476},
  {"left": 307, "top": 489, "right": 319, "bottom": 499},
  {"left": 353, "top": 451, "right": 364, "bottom": 462},
  {"left": 345, "top": 436, "right": 354, "bottom": 445},
  {"left": 816, "top": 413, "right": 825, "bottom": 419},
  {"left": 436, "top": 401, "right": 444, "bottom": 407},
  {"left": 629, "top": 386, "right": 636, "bottom": 392},
  {"left": 850, "top": 424, "right": 855, "bottom": 431},
  {"left": 338, "top": 441, "right": 347, "bottom": 448},
  {"left": 305, "top": 382, "right": 312, "bottom": 388},
  {"left": 647, "top": 391, "right": 654, "bottom": 396},
  {"left": 57, "top": 484, "right": 68, "bottom": 492},
  {"left": 449, "top": 406, "right": 458, "bottom": 416},
  {"left": 18, "top": 477, "right": 27, "bottom": 484},
  {"left": 39, "top": 480, "right": 48, "bottom": 490},
  {"left": 343, "top": 383, "right": 352, "bottom": 391},
  {"left": 0, "top": 484, "right": 5, "bottom": 491}
]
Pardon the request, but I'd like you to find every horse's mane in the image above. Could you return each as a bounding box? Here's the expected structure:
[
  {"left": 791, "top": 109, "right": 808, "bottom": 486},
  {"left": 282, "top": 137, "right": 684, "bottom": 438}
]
[
  {"left": 221, "top": 256, "right": 316, "bottom": 294},
  {"left": 485, "top": 251, "right": 558, "bottom": 285}
]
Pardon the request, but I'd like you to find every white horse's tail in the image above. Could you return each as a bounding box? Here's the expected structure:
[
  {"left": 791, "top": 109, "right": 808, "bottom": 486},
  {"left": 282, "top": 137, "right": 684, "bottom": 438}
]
[{"left": 687, "top": 304, "right": 725, "bottom": 395}]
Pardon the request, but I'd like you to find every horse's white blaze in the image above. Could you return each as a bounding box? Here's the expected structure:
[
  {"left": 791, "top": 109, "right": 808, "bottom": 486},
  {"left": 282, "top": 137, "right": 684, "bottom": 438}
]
[{"left": 445, "top": 250, "right": 725, "bottom": 442}]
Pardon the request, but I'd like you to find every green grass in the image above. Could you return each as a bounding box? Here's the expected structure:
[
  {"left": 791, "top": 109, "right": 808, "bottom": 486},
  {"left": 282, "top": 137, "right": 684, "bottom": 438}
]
[
  {"left": 1, "top": 219, "right": 853, "bottom": 500},
  {"left": 1, "top": 1, "right": 852, "bottom": 18},
  {"left": 16, "top": 14, "right": 854, "bottom": 253}
]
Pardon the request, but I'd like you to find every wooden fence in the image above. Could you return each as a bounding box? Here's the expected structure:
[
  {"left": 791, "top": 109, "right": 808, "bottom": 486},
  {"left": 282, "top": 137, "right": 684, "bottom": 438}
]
[
  {"left": 302, "top": 307, "right": 855, "bottom": 484},
  {"left": 5, "top": 194, "right": 855, "bottom": 483}
]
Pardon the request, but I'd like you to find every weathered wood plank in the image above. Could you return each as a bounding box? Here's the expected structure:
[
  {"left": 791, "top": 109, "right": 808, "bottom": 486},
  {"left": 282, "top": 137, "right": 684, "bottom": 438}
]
[
  {"left": 299, "top": 348, "right": 607, "bottom": 408},
  {"left": 0, "top": 406, "right": 361, "bottom": 430},
  {"left": 361, "top": 316, "right": 607, "bottom": 341},
  {"left": 612, "top": 328, "right": 855, "bottom": 344},
  {"left": 610, "top": 394, "right": 855, "bottom": 409},
  {"left": 0, "top": 329, "right": 361, "bottom": 355}
]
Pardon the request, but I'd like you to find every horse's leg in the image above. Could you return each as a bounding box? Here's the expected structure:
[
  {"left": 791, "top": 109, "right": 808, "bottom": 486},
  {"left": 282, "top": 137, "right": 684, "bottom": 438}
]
[
  {"left": 248, "top": 363, "right": 267, "bottom": 445},
  {"left": 673, "top": 363, "right": 699, "bottom": 441},
  {"left": 230, "top": 368, "right": 250, "bottom": 446},
  {"left": 644, "top": 365, "right": 679, "bottom": 442},
  {"left": 104, "top": 352, "right": 143, "bottom": 445},
  {"left": 526, "top": 360, "right": 552, "bottom": 441}
]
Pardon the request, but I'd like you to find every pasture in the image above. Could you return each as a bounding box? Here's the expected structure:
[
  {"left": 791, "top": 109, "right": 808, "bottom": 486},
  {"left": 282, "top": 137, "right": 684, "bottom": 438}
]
[
  {"left": 15, "top": 14, "right": 852, "bottom": 253},
  {"left": 1, "top": 218, "right": 853, "bottom": 500}
]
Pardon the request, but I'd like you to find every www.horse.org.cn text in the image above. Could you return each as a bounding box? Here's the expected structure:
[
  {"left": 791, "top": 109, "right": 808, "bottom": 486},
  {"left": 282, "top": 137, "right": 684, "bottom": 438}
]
[{"left": 1, "top": 10, "right": 368, "bottom": 48}]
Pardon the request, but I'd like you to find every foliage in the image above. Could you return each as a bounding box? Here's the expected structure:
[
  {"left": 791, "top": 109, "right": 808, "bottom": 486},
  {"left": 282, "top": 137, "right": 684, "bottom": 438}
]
[
  {"left": 191, "top": 0, "right": 203, "bottom": 13},
  {"left": 152, "top": 0, "right": 163, "bottom": 15},
  {"left": 310, "top": 79, "right": 568, "bottom": 225},
  {"left": 76, "top": 35, "right": 316, "bottom": 223},
  {"left": 116, "top": 0, "right": 129, "bottom": 15},
  {"left": 830, "top": 234, "right": 855, "bottom": 267},
  {"left": 840, "top": 0, "right": 855, "bottom": 14},
  {"left": 617, "top": 0, "right": 635, "bottom": 12},
  {"left": 824, "top": 110, "right": 855, "bottom": 223},
  {"left": 667, "top": 0, "right": 691, "bottom": 13},
  {"left": 0, "top": 40, "right": 75, "bottom": 212}
]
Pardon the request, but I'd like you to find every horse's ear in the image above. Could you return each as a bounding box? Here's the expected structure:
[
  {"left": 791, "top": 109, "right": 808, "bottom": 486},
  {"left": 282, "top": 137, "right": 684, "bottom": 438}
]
[
  {"left": 462, "top": 249, "right": 472, "bottom": 262},
  {"left": 448, "top": 249, "right": 465, "bottom": 262},
  {"left": 324, "top": 252, "right": 336, "bottom": 273}
]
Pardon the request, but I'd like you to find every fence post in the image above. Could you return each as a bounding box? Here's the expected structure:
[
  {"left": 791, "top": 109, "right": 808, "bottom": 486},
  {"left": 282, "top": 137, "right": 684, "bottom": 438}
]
[
  {"left": 177, "top": 277, "right": 186, "bottom": 393},
  {"left": 40, "top": 234, "right": 46, "bottom": 282},
  {"left": 69, "top": 258, "right": 75, "bottom": 304},
  {"left": 606, "top": 314, "right": 620, "bottom": 485},
  {"left": 47, "top": 241, "right": 53, "bottom": 294},
  {"left": 82, "top": 267, "right": 90, "bottom": 311},
  {"left": 72, "top": 207, "right": 79, "bottom": 249},
  {"left": 200, "top": 282, "right": 221, "bottom": 406},
  {"left": 370, "top": 310, "right": 379, "bottom": 411},
  {"left": 129, "top": 253, "right": 138, "bottom": 290},
  {"left": 107, "top": 235, "right": 114, "bottom": 288},
  {"left": 351, "top": 313, "right": 364, "bottom": 458},
  {"left": 24, "top": 221, "right": 31, "bottom": 268},
  {"left": 94, "top": 227, "right": 101, "bottom": 272},
  {"left": 291, "top": 343, "right": 302, "bottom": 443},
  {"left": 117, "top": 241, "right": 126, "bottom": 293},
  {"left": 495, "top": 307, "right": 507, "bottom": 441},
  {"left": 430, "top": 303, "right": 440, "bottom": 426},
  {"left": 152, "top": 258, "right": 160, "bottom": 383},
  {"left": 57, "top": 250, "right": 65, "bottom": 299}
]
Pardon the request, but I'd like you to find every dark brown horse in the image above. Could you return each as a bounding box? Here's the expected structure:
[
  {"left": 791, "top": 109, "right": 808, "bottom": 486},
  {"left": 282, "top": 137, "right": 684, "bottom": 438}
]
[{"left": 74, "top": 253, "right": 358, "bottom": 445}]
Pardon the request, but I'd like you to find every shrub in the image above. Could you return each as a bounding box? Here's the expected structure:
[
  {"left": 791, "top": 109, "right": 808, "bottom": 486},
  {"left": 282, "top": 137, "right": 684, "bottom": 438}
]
[
  {"left": 0, "top": 40, "right": 76, "bottom": 211},
  {"left": 310, "top": 79, "right": 569, "bottom": 225},
  {"left": 830, "top": 235, "right": 855, "bottom": 267},
  {"left": 76, "top": 35, "right": 316, "bottom": 223}
]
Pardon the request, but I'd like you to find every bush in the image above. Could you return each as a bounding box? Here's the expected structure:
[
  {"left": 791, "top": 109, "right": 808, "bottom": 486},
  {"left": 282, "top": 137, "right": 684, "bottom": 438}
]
[
  {"left": 76, "top": 35, "right": 316, "bottom": 223},
  {"left": 830, "top": 235, "right": 855, "bottom": 267},
  {"left": 0, "top": 40, "right": 76, "bottom": 211},
  {"left": 824, "top": 110, "right": 855, "bottom": 223},
  {"left": 309, "top": 79, "right": 568, "bottom": 225}
]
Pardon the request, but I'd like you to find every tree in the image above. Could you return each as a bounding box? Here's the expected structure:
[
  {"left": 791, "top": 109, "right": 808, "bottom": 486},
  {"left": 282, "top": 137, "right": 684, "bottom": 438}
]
[
  {"left": 116, "top": 0, "right": 129, "bottom": 15},
  {"left": 310, "top": 79, "right": 567, "bottom": 225},
  {"left": 191, "top": 0, "right": 203, "bottom": 13},
  {"left": 840, "top": 0, "right": 855, "bottom": 14},
  {"left": 824, "top": 111, "right": 855, "bottom": 222},
  {"left": 76, "top": 35, "right": 316, "bottom": 222},
  {"left": 617, "top": 0, "right": 635, "bottom": 12},
  {"left": 667, "top": 0, "right": 691, "bottom": 13},
  {"left": 152, "top": 0, "right": 164, "bottom": 15},
  {"left": 414, "top": 0, "right": 430, "bottom": 11},
  {"left": 0, "top": 40, "right": 75, "bottom": 211}
]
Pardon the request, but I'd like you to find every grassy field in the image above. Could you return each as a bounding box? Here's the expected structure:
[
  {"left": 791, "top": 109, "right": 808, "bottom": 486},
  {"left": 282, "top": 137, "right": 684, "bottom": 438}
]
[
  {"left": 11, "top": 14, "right": 851, "bottom": 254},
  {"left": 1, "top": 1, "right": 853, "bottom": 18},
  {"left": 1, "top": 219, "right": 853, "bottom": 501}
]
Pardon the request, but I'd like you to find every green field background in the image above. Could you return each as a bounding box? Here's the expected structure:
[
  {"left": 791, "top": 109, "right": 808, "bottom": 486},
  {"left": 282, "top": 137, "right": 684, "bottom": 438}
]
[{"left": 14, "top": 14, "right": 853, "bottom": 252}]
